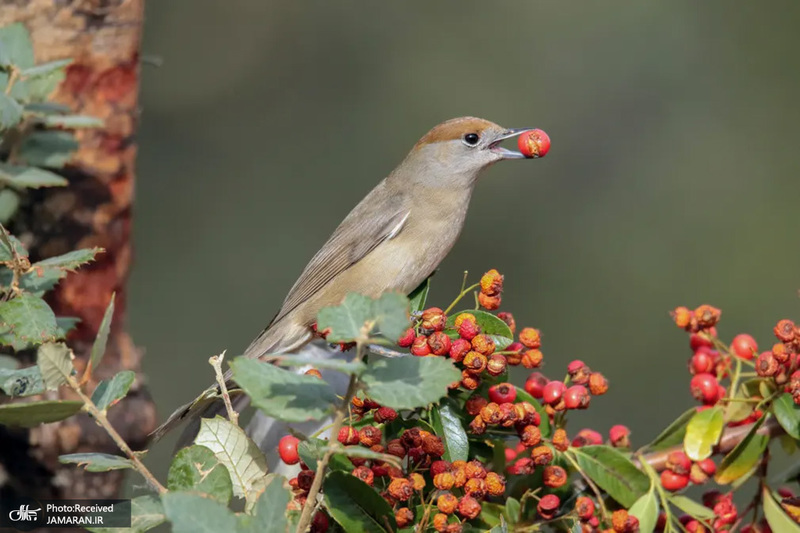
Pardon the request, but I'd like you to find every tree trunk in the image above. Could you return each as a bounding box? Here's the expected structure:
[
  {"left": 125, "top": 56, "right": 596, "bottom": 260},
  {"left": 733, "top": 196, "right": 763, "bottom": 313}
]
[{"left": 0, "top": 0, "right": 154, "bottom": 501}]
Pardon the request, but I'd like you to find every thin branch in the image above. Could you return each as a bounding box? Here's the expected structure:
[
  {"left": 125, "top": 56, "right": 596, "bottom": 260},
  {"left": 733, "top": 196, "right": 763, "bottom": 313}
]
[
  {"left": 368, "top": 344, "right": 407, "bottom": 358},
  {"left": 209, "top": 351, "right": 237, "bottom": 426}
]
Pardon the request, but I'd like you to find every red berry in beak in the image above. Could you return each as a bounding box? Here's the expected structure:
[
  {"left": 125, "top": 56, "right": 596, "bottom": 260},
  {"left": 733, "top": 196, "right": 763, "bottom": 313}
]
[{"left": 518, "top": 129, "right": 551, "bottom": 158}]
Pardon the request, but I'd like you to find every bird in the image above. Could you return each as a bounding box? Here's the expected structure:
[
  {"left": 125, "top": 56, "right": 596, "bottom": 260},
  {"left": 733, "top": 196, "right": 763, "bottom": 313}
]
[{"left": 151, "top": 116, "right": 548, "bottom": 443}]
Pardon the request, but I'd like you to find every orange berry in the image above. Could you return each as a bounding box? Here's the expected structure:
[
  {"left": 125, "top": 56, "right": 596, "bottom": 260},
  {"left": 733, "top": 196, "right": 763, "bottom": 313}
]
[
  {"left": 395, "top": 508, "right": 413, "bottom": 528},
  {"left": 497, "top": 311, "right": 516, "bottom": 334},
  {"left": 387, "top": 478, "right": 414, "bottom": 501},
  {"left": 543, "top": 465, "right": 568, "bottom": 488},
  {"left": 457, "top": 496, "right": 481, "bottom": 520},
  {"left": 519, "top": 328, "right": 542, "bottom": 349},
  {"left": 480, "top": 269, "right": 504, "bottom": 296},
  {"left": 671, "top": 306, "right": 692, "bottom": 329},
  {"left": 471, "top": 334, "right": 496, "bottom": 356},
  {"left": 485, "top": 472, "right": 506, "bottom": 496},
  {"left": 454, "top": 313, "right": 477, "bottom": 328},
  {"left": 421, "top": 307, "right": 447, "bottom": 331},
  {"left": 521, "top": 349, "right": 543, "bottom": 368},
  {"left": 437, "top": 492, "right": 458, "bottom": 514},
  {"left": 478, "top": 292, "right": 501, "bottom": 310}
]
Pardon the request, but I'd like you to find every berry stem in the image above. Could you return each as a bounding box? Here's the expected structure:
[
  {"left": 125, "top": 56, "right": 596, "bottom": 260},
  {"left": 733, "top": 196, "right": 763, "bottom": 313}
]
[
  {"left": 444, "top": 282, "right": 480, "bottom": 315},
  {"left": 564, "top": 450, "right": 610, "bottom": 525},
  {"left": 209, "top": 351, "right": 238, "bottom": 427}
]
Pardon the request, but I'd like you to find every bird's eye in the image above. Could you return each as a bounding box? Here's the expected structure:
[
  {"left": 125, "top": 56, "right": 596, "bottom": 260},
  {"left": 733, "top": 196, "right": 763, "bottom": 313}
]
[{"left": 462, "top": 133, "right": 480, "bottom": 147}]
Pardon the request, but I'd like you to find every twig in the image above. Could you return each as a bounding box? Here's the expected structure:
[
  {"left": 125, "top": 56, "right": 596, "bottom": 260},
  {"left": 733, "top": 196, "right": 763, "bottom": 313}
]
[
  {"left": 368, "top": 344, "right": 407, "bottom": 358},
  {"left": 295, "top": 344, "right": 364, "bottom": 533},
  {"left": 209, "top": 351, "right": 237, "bottom": 426},
  {"left": 565, "top": 450, "right": 609, "bottom": 525},
  {"left": 66, "top": 374, "right": 166, "bottom": 494}
]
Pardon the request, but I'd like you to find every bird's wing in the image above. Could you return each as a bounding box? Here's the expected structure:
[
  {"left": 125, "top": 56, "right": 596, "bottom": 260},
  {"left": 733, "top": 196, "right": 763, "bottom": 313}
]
[{"left": 268, "top": 182, "right": 409, "bottom": 328}]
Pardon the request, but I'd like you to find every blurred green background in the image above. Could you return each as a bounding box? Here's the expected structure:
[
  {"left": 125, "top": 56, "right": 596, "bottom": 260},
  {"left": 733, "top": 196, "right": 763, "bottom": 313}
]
[{"left": 131, "top": 2, "right": 800, "bottom": 487}]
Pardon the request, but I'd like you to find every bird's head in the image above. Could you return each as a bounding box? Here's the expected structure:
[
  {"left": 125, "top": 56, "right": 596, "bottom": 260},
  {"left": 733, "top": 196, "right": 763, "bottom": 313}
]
[{"left": 394, "top": 117, "right": 547, "bottom": 187}]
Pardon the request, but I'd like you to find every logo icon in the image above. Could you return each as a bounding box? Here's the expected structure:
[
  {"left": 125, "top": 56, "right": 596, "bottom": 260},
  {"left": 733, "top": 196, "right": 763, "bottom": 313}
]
[{"left": 8, "top": 504, "right": 41, "bottom": 522}]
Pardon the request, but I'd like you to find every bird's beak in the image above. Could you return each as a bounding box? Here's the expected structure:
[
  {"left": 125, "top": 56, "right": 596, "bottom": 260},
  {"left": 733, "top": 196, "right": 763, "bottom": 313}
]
[{"left": 488, "top": 128, "right": 534, "bottom": 159}]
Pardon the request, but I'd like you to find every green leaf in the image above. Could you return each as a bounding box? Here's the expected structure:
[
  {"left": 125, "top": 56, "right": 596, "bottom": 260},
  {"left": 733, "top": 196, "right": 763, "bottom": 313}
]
[
  {"left": 715, "top": 415, "right": 769, "bottom": 485},
  {"left": 0, "top": 92, "right": 23, "bottom": 129},
  {"left": 40, "top": 114, "right": 104, "bottom": 129},
  {"left": 0, "top": 24, "right": 35, "bottom": 69},
  {"left": 36, "top": 342, "right": 74, "bottom": 389},
  {"left": 90, "top": 293, "right": 115, "bottom": 370},
  {"left": 773, "top": 393, "right": 800, "bottom": 439},
  {"left": 0, "top": 399, "right": 82, "bottom": 426},
  {"left": 372, "top": 292, "right": 412, "bottom": 341},
  {"left": 763, "top": 486, "right": 800, "bottom": 533},
  {"left": 0, "top": 293, "right": 59, "bottom": 349},
  {"left": 20, "top": 59, "right": 72, "bottom": 78},
  {"left": 408, "top": 277, "right": 431, "bottom": 314},
  {"left": 298, "top": 437, "right": 353, "bottom": 473},
  {"left": 194, "top": 416, "right": 269, "bottom": 505},
  {"left": 446, "top": 309, "right": 514, "bottom": 350},
  {"left": 328, "top": 445, "right": 402, "bottom": 469},
  {"left": 0, "top": 227, "right": 27, "bottom": 260},
  {"left": 323, "top": 471, "right": 396, "bottom": 533},
  {"left": 317, "top": 292, "right": 410, "bottom": 343},
  {"left": 669, "top": 495, "right": 715, "bottom": 520},
  {"left": 0, "top": 364, "right": 44, "bottom": 396},
  {"left": 430, "top": 399, "right": 469, "bottom": 462},
  {"left": 276, "top": 355, "right": 366, "bottom": 375},
  {"left": 17, "top": 130, "right": 78, "bottom": 168},
  {"left": 237, "top": 475, "right": 291, "bottom": 533},
  {"left": 643, "top": 408, "right": 699, "bottom": 451},
  {"left": 231, "top": 357, "right": 337, "bottom": 422},
  {"left": 0, "top": 263, "right": 65, "bottom": 294},
  {"left": 38, "top": 247, "right": 103, "bottom": 269},
  {"left": 0, "top": 188, "right": 20, "bottom": 223},
  {"left": 56, "top": 316, "right": 80, "bottom": 336},
  {"left": 167, "top": 445, "right": 233, "bottom": 504},
  {"left": 360, "top": 356, "right": 460, "bottom": 410},
  {"left": 24, "top": 102, "right": 71, "bottom": 114},
  {"left": 570, "top": 446, "right": 650, "bottom": 508},
  {"left": 162, "top": 492, "right": 237, "bottom": 533},
  {"left": 91, "top": 370, "right": 135, "bottom": 411},
  {"left": 59, "top": 452, "right": 134, "bottom": 472},
  {"left": 628, "top": 488, "right": 659, "bottom": 533},
  {"left": 513, "top": 386, "right": 551, "bottom": 438},
  {"left": 503, "top": 497, "right": 520, "bottom": 524},
  {"left": 683, "top": 406, "right": 724, "bottom": 461},
  {"left": 0, "top": 162, "right": 68, "bottom": 188},
  {"left": 129, "top": 494, "right": 167, "bottom": 533}
]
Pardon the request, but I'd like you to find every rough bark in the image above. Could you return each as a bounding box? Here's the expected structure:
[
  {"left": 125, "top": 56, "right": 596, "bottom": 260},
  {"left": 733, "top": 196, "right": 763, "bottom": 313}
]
[{"left": 0, "top": 0, "right": 153, "bottom": 501}]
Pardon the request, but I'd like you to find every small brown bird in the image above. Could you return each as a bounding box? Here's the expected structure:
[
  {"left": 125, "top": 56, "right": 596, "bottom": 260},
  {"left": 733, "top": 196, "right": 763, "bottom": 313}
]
[{"left": 152, "top": 117, "right": 547, "bottom": 440}]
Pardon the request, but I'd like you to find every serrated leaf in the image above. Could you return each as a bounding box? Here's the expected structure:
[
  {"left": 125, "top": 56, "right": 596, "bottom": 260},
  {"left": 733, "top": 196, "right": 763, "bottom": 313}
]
[
  {"left": 276, "top": 355, "right": 366, "bottom": 375},
  {"left": 0, "top": 364, "right": 44, "bottom": 396},
  {"left": 408, "top": 277, "right": 430, "bottom": 314},
  {"left": 430, "top": 399, "right": 469, "bottom": 462},
  {"left": 763, "top": 486, "right": 800, "bottom": 532},
  {"left": 372, "top": 292, "right": 411, "bottom": 341},
  {"left": 194, "top": 416, "right": 269, "bottom": 505},
  {"left": 0, "top": 399, "right": 82, "bottom": 426},
  {"left": 316, "top": 292, "right": 410, "bottom": 343},
  {"left": 0, "top": 188, "right": 20, "bottom": 223},
  {"left": 88, "top": 494, "right": 167, "bottom": 533},
  {"left": 628, "top": 488, "right": 659, "bottom": 533},
  {"left": 670, "top": 495, "right": 715, "bottom": 520},
  {"left": 323, "top": 471, "right": 396, "bottom": 533},
  {"left": 0, "top": 293, "right": 59, "bottom": 349},
  {"left": 773, "top": 393, "right": 800, "bottom": 439},
  {"left": 360, "top": 356, "right": 460, "bottom": 410},
  {"left": 167, "top": 445, "right": 233, "bottom": 504},
  {"left": 0, "top": 24, "right": 35, "bottom": 69},
  {"left": 56, "top": 316, "right": 80, "bottom": 336},
  {"left": 162, "top": 492, "right": 237, "bottom": 533},
  {"left": 20, "top": 58, "right": 72, "bottom": 78},
  {"left": 446, "top": 309, "right": 514, "bottom": 350},
  {"left": 298, "top": 437, "right": 353, "bottom": 473},
  {"left": 715, "top": 415, "right": 769, "bottom": 484},
  {"left": 684, "top": 406, "right": 724, "bottom": 461},
  {"left": 0, "top": 264, "right": 65, "bottom": 295},
  {"left": 0, "top": 228, "right": 27, "bottom": 260},
  {"left": 59, "top": 452, "right": 134, "bottom": 472},
  {"left": 36, "top": 342, "right": 73, "bottom": 389},
  {"left": 513, "top": 386, "right": 551, "bottom": 438},
  {"left": 37, "top": 247, "right": 103, "bottom": 269},
  {"left": 237, "top": 475, "right": 291, "bottom": 533},
  {"left": 231, "top": 357, "right": 337, "bottom": 422},
  {"left": 40, "top": 114, "right": 104, "bottom": 129},
  {"left": 17, "top": 131, "right": 78, "bottom": 168},
  {"left": 570, "top": 446, "right": 650, "bottom": 508},
  {"left": 643, "top": 408, "right": 696, "bottom": 451},
  {"left": 0, "top": 92, "right": 23, "bottom": 129},
  {"left": 91, "top": 370, "right": 135, "bottom": 411},
  {"left": 90, "top": 293, "right": 115, "bottom": 370}
]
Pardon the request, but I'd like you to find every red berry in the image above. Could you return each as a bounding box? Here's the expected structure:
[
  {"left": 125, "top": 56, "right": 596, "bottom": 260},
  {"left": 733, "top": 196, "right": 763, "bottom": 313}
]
[
  {"left": 665, "top": 451, "right": 692, "bottom": 475},
  {"left": 690, "top": 328, "right": 717, "bottom": 351},
  {"left": 689, "top": 349, "right": 717, "bottom": 374},
  {"left": 458, "top": 319, "right": 480, "bottom": 341},
  {"left": 517, "top": 129, "right": 550, "bottom": 159},
  {"left": 427, "top": 331, "right": 452, "bottom": 356},
  {"left": 563, "top": 385, "right": 590, "bottom": 410},
  {"left": 690, "top": 373, "right": 720, "bottom": 404},
  {"left": 278, "top": 435, "right": 300, "bottom": 465},
  {"left": 660, "top": 469, "right": 690, "bottom": 492},
  {"left": 488, "top": 383, "right": 517, "bottom": 404},
  {"left": 338, "top": 426, "right": 360, "bottom": 445},
  {"left": 449, "top": 338, "right": 471, "bottom": 362},
  {"left": 411, "top": 336, "right": 431, "bottom": 356},
  {"left": 609, "top": 425, "right": 630, "bottom": 448},
  {"left": 524, "top": 372, "right": 548, "bottom": 399},
  {"left": 731, "top": 333, "right": 758, "bottom": 360},
  {"left": 397, "top": 328, "right": 415, "bottom": 348},
  {"left": 542, "top": 381, "right": 566, "bottom": 405}
]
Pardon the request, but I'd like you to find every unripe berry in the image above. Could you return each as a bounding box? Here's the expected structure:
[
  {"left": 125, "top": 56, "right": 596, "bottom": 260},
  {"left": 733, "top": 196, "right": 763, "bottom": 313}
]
[
  {"left": 731, "top": 333, "right": 758, "bottom": 360},
  {"left": 486, "top": 354, "right": 508, "bottom": 376},
  {"left": 463, "top": 351, "right": 488, "bottom": 374},
  {"left": 434, "top": 472, "right": 455, "bottom": 490},
  {"left": 774, "top": 319, "right": 796, "bottom": 342},
  {"left": 671, "top": 306, "right": 692, "bottom": 329},
  {"left": 464, "top": 477, "right": 487, "bottom": 498},
  {"left": 432, "top": 513, "right": 449, "bottom": 533},
  {"left": 460, "top": 371, "right": 480, "bottom": 390},
  {"left": 756, "top": 351, "right": 779, "bottom": 377},
  {"left": 471, "top": 334, "right": 496, "bottom": 356},
  {"left": 457, "top": 496, "right": 481, "bottom": 520},
  {"left": 421, "top": 307, "right": 447, "bottom": 332},
  {"left": 519, "top": 327, "right": 542, "bottom": 349},
  {"left": 612, "top": 509, "right": 640, "bottom": 533},
  {"left": 397, "top": 327, "right": 415, "bottom": 347},
  {"left": 564, "top": 385, "right": 591, "bottom": 410},
  {"left": 524, "top": 372, "right": 549, "bottom": 398},
  {"left": 387, "top": 478, "right": 414, "bottom": 501},
  {"left": 437, "top": 492, "right": 458, "bottom": 514},
  {"left": 480, "top": 269, "right": 504, "bottom": 296},
  {"left": 485, "top": 471, "right": 506, "bottom": 496},
  {"left": 543, "top": 465, "right": 568, "bottom": 488},
  {"left": 690, "top": 373, "right": 720, "bottom": 404},
  {"left": 542, "top": 380, "right": 566, "bottom": 405},
  {"left": 428, "top": 331, "right": 452, "bottom": 356},
  {"left": 588, "top": 372, "right": 609, "bottom": 395},
  {"left": 660, "top": 469, "right": 690, "bottom": 491},
  {"left": 694, "top": 304, "right": 721, "bottom": 329},
  {"left": 489, "top": 382, "right": 517, "bottom": 404},
  {"left": 278, "top": 435, "right": 300, "bottom": 465},
  {"left": 531, "top": 445, "right": 553, "bottom": 465},
  {"left": 464, "top": 460, "right": 487, "bottom": 479},
  {"left": 411, "top": 335, "right": 431, "bottom": 356},
  {"left": 519, "top": 425, "right": 542, "bottom": 448},
  {"left": 552, "top": 428, "right": 569, "bottom": 452},
  {"left": 537, "top": 494, "right": 560, "bottom": 520},
  {"left": 457, "top": 318, "right": 480, "bottom": 341},
  {"left": 504, "top": 342, "right": 524, "bottom": 366},
  {"left": 352, "top": 465, "right": 374, "bottom": 486},
  {"left": 518, "top": 129, "right": 551, "bottom": 159},
  {"left": 408, "top": 472, "right": 425, "bottom": 491},
  {"left": 514, "top": 401, "right": 540, "bottom": 426},
  {"left": 521, "top": 349, "right": 543, "bottom": 368},
  {"left": 478, "top": 292, "right": 501, "bottom": 310},
  {"left": 449, "top": 338, "right": 471, "bottom": 362},
  {"left": 395, "top": 508, "right": 413, "bottom": 528},
  {"left": 609, "top": 425, "right": 631, "bottom": 448},
  {"left": 575, "top": 496, "right": 595, "bottom": 521}
]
